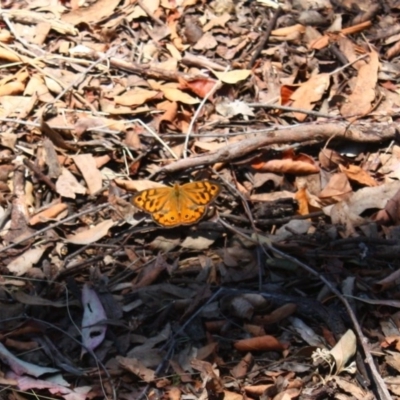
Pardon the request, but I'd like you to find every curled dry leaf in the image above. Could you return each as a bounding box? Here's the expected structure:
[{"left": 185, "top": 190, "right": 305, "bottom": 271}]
[
  {"left": 0, "top": 343, "right": 59, "bottom": 376},
  {"left": 115, "top": 178, "right": 165, "bottom": 192},
  {"left": 29, "top": 203, "right": 68, "bottom": 226},
  {"left": 329, "top": 329, "right": 357, "bottom": 374},
  {"left": 114, "top": 88, "right": 159, "bottom": 107},
  {"left": 339, "top": 164, "right": 378, "bottom": 187},
  {"left": 234, "top": 335, "right": 287, "bottom": 352}
]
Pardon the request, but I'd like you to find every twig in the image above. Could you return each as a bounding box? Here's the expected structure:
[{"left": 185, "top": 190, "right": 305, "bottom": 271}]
[
  {"left": 247, "top": 7, "right": 282, "bottom": 69},
  {"left": 220, "top": 210, "right": 324, "bottom": 226},
  {"left": 0, "top": 116, "right": 278, "bottom": 138},
  {"left": 213, "top": 172, "right": 265, "bottom": 291},
  {"left": 23, "top": 158, "right": 57, "bottom": 192},
  {"left": 181, "top": 52, "right": 228, "bottom": 71},
  {"left": 328, "top": 53, "right": 369, "bottom": 76},
  {"left": 2, "top": 14, "right": 45, "bottom": 56},
  {"left": 132, "top": 118, "right": 178, "bottom": 160},
  {"left": 183, "top": 71, "right": 226, "bottom": 158},
  {"left": 160, "top": 122, "right": 397, "bottom": 174},
  {"left": 248, "top": 102, "right": 335, "bottom": 118}
]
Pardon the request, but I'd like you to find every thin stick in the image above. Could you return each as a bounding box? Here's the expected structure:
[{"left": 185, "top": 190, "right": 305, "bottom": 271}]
[
  {"left": 248, "top": 102, "right": 334, "bottom": 118},
  {"left": 247, "top": 7, "right": 282, "bottom": 69},
  {"left": 131, "top": 118, "right": 178, "bottom": 160},
  {"left": 183, "top": 72, "right": 225, "bottom": 158},
  {"left": 23, "top": 158, "right": 57, "bottom": 192}
]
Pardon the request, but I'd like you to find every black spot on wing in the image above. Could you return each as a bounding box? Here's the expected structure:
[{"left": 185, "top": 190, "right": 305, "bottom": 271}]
[
  {"left": 198, "top": 192, "right": 208, "bottom": 201},
  {"left": 149, "top": 199, "right": 157, "bottom": 209}
]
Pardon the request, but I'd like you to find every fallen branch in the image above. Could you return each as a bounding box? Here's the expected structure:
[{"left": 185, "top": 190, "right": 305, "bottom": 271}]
[{"left": 160, "top": 122, "right": 396, "bottom": 173}]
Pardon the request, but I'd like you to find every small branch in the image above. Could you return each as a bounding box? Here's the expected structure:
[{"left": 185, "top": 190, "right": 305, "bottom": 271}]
[
  {"left": 248, "top": 7, "right": 282, "bottom": 69},
  {"left": 248, "top": 102, "right": 334, "bottom": 118},
  {"left": 183, "top": 71, "right": 225, "bottom": 158},
  {"left": 23, "top": 158, "right": 57, "bottom": 192},
  {"left": 159, "top": 122, "right": 397, "bottom": 174}
]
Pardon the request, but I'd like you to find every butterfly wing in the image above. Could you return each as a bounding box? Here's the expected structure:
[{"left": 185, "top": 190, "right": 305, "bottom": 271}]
[
  {"left": 180, "top": 181, "right": 221, "bottom": 205},
  {"left": 151, "top": 184, "right": 205, "bottom": 227},
  {"left": 132, "top": 181, "right": 221, "bottom": 227},
  {"left": 175, "top": 204, "right": 207, "bottom": 225},
  {"left": 132, "top": 187, "right": 173, "bottom": 213},
  {"left": 172, "top": 181, "right": 221, "bottom": 226}
]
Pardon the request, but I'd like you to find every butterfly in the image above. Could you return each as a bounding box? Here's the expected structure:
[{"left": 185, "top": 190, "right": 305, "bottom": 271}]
[{"left": 132, "top": 180, "right": 221, "bottom": 227}]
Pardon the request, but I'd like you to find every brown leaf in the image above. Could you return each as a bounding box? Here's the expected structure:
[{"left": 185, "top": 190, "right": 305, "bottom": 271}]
[
  {"left": 72, "top": 154, "right": 103, "bottom": 195},
  {"left": 319, "top": 173, "right": 352, "bottom": 199},
  {"left": 234, "top": 335, "right": 287, "bottom": 352},
  {"left": 339, "top": 164, "right": 378, "bottom": 187},
  {"left": 61, "top": 0, "right": 120, "bottom": 25},
  {"left": 114, "top": 88, "right": 159, "bottom": 107},
  {"left": 55, "top": 168, "right": 86, "bottom": 199},
  {"left": 291, "top": 73, "right": 330, "bottom": 121},
  {"left": 117, "top": 356, "right": 155, "bottom": 383},
  {"left": 29, "top": 202, "right": 68, "bottom": 226},
  {"left": 319, "top": 148, "right": 347, "bottom": 169},
  {"left": 7, "top": 247, "right": 46, "bottom": 276},
  {"left": 341, "top": 50, "right": 379, "bottom": 119}
]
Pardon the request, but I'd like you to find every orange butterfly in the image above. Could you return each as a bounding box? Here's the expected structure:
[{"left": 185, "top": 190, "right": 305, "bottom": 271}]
[{"left": 132, "top": 181, "right": 221, "bottom": 227}]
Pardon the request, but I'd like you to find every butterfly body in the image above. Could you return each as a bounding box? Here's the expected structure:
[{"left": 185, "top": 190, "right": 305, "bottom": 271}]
[{"left": 132, "top": 181, "right": 221, "bottom": 227}]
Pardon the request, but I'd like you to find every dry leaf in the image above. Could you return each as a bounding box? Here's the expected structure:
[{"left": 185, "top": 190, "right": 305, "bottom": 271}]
[
  {"left": 234, "top": 335, "right": 287, "bottom": 352},
  {"left": 72, "top": 154, "right": 103, "bottom": 195},
  {"left": 29, "top": 203, "right": 68, "bottom": 225},
  {"left": 7, "top": 247, "right": 46, "bottom": 276},
  {"left": 66, "top": 219, "right": 114, "bottom": 245},
  {"left": 61, "top": 0, "right": 120, "bottom": 25},
  {"left": 291, "top": 73, "right": 330, "bottom": 121},
  {"left": 114, "top": 88, "right": 159, "bottom": 107},
  {"left": 55, "top": 168, "right": 86, "bottom": 198},
  {"left": 340, "top": 51, "right": 379, "bottom": 119},
  {"left": 212, "top": 69, "right": 252, "bottom": 84}
]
